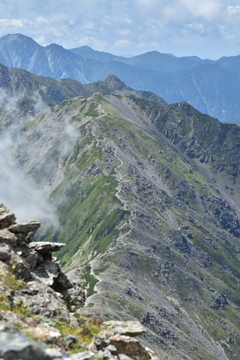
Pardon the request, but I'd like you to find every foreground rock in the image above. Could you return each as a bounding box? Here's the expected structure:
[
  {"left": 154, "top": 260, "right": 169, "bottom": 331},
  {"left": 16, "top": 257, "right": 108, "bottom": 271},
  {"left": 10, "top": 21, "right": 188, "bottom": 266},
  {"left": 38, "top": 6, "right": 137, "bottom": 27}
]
[
  {"left": 0, "top": 321, "right": 67, "bottom": 360},
  {"left": 0, "top": 204, "right": 159, "bottom": 360},
  {"left": 0, "top": 204, "right": 82, "bottom": 301},
  {"left": 89, "top": 321, "right": 154, "bottom": 360}
]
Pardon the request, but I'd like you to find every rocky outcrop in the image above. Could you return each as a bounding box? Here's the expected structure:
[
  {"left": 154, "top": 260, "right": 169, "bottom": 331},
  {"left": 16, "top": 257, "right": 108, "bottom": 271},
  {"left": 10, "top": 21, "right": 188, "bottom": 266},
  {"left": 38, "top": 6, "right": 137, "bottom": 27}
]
[
  {"left": 0, "top": 321, "right": 66, "bottom": 360},
  {"left": 88, "top": 321, "right": 154, "bottom": 360},
  {"left": 0, "top": 319, "right": 159, "bottom": 360},
  {"left": 0, "top": 204, "right": 75, "bottom": 297},
  {"left": 0, "top": 204, "right": 86, "bottom": 320},
  {"left": 0, "top": 204, "right": 159, "bottom": 360}
]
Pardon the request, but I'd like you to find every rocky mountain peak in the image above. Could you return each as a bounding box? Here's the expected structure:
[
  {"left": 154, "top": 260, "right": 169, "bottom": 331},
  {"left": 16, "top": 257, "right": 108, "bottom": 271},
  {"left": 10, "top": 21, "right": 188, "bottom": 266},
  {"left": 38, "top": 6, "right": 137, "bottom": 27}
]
[
  {"left": 2, "top": 33, "right": 40, "bottom": 45},
  {"left": 103, "top": 74, "right": 126, "bottom": 89}
]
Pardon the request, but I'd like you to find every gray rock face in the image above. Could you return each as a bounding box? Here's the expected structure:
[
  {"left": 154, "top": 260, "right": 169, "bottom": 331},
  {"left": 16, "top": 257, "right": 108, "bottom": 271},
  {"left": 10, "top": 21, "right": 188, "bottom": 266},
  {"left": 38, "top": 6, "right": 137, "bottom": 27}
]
[
  {"left": 0, "top": 206, "right": 88, "bottom": 359},
  {"left": 108, "top": 335, "right": 151, "bottom": 360},
  {"left": 0, "top": 206, "right": 77, "bottom": 297},
  {"left": 8, "top": 221, "right": 41, "bottom": 243},
  {"left": 0, "top": 321, "right": 73, "bottom": 360},
  {"left": 0, "top": 229, "right": 17, "bottom": 246},
  {"left": 88, "top": 321, "right": 154, "bottom": 360},
  {"left": 12, "top": 281, "right": 70, "bottom": 321},
  {"left": 0, "top": 321, "right": 50, "bottom": 360},
  {"left": 0, "top": 242, "right": 12, "bottom": 261},
  {"left": 8, "top": 220, "right": 41, "bottom": 234},
  {"left": 0, "top": 205, "right": 84, "bottom": 300},
  {"left": 30, "top": 241, "right": 65, "bottom": 253},
  {"left": 63, "top": 281, "right": 86, "bottom": 309},
  {"left": 6, "top": 251, "right": 31, "bottom": 280},
  {"left": 0, "top": 210, "right": 16, "bottom": 230},
  {"left": 102, "top": 321, "right": 146, "bottom": 336}
]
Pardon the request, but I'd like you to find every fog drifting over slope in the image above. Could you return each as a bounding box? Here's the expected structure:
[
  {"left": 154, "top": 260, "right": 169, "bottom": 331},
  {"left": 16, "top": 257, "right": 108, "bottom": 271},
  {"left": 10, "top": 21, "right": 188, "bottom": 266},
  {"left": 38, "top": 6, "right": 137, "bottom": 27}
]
[{"left": 0, "top": 91, "right": 80, "bottom": 226}]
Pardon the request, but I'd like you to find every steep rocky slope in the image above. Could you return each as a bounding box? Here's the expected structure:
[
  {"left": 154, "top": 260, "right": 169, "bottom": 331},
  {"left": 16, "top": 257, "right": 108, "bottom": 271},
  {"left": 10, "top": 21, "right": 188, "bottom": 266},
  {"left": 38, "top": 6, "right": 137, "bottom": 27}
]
[
  {"left": 2, "top": 90, "right": 240, "bottom": 359},
  {"left": 0, "top": 204, "right": 156, "bottom": 360}
]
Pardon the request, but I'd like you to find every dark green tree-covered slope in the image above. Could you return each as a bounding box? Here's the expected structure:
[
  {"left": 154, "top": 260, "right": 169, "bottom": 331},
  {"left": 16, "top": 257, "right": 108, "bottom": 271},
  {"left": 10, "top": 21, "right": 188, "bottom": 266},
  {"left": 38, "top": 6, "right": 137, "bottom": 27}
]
[{"left": 3, "top": 90, "right": 240, "bottom": 360}]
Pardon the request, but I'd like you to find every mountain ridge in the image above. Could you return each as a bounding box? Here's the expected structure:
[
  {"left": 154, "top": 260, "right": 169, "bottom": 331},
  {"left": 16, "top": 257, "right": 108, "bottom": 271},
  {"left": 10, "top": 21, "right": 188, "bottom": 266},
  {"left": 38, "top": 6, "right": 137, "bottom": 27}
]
[
  {"left": 1, "top": 33, "right": 240, "bottom": 121},
  {"left": 2, "top": 88, "right": 240, "bottom": 359},
  {"left": 0, "top": 63, "right": 165, "bottom": 120}
]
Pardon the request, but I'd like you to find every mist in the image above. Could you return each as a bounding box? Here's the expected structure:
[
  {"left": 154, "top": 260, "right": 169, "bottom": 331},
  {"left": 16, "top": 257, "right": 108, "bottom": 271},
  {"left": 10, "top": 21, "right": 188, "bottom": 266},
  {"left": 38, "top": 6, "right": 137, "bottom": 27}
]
[
  {"left": 0, "top": 90, "right": 58, "bottom": 226},
  {"left": 0, "top": 124, "right": 58, "bottom": 227},
  {"left": 0, "top": 90, "right": 81, "bottom": 229}
]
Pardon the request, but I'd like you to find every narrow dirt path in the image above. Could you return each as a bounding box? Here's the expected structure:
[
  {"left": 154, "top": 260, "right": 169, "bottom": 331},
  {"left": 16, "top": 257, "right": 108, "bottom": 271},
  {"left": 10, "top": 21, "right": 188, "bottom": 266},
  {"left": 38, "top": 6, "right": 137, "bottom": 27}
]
[{"left": 84, "top": 102, "right": 135, "bottom": 307}]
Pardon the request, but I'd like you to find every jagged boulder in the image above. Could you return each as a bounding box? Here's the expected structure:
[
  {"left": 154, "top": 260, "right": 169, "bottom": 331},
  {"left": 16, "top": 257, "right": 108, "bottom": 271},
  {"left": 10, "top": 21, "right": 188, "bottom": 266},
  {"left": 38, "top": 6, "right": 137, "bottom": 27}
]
[
  {"left": 0, "top": 204, "right": 16, "bottom": 230},
  {"left": 63, "top": 281, "right": 86, "bottom": 309},
  {"left": 11, "top": 281, "right": 70, "bottom": 321},
  {"left": 102, "top": 321, "right": 146, "bottom": 336},
  {"left": 0, "top": 229, "right": 17, "bottom": 246},
  {"left": 0, "top": 206, "right": 77, "bottom": 296},
  {"left": 8, "top": 220, "right": 41, "bottom": 234},
  {"left": 89, "top": 320, "right": 151, "bottom": 360},
  {"left": 108, "top": 334, "right": 151, "bottom": 360},
  {"left": 0, "top": 241, "right": 12, "bottom": 261},
  {"left": 0, "top": 204, "right": 83, "bottom": 296},
  {"left": 6, "top": 251, "right": 31, "bottom": 280},
  {"left": 0, "top": 321, "right": 71, "bottom": 360},
  {"left": 30, "top": 241, "right": 65, "bottom": 253},
  {"left": 8, "top": 220, "right": 41, "bottom": 243}
]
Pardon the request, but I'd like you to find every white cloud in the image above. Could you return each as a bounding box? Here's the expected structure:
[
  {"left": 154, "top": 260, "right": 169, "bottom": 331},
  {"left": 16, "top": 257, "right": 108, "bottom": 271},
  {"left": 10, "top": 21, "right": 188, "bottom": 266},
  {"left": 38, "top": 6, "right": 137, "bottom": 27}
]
[
  {"left": 117, "top": 28, "right": 132, "bottom": 36},
  {"left": 0, "top": 19, "right": 24, "bottom": 27},
  {"left": 227, "top": 5, "right": 240, "bottom": 15},
  {"left": 181, "top": 0, "right": 221, "bottom": 20},
  {"left": 185, "top": 23, "right": 205, "bottom": 36},
  {"left": 114, "top": 39, "right": 131, "bottom": 48}
]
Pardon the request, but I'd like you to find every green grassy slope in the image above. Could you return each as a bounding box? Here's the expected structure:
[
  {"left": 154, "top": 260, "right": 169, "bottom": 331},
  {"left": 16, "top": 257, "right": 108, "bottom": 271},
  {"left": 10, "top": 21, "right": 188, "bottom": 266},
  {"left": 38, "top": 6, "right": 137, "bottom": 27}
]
[{"left": 6, "top": 94, "right": 240, "bottom": 360}]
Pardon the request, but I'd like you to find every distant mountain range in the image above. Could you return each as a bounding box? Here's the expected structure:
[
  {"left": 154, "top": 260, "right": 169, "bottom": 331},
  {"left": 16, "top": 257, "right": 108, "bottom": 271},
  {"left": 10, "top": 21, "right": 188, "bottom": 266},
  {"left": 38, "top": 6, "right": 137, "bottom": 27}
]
[{"left": 1, "top": 33, "right": 240, "bottom": 122}]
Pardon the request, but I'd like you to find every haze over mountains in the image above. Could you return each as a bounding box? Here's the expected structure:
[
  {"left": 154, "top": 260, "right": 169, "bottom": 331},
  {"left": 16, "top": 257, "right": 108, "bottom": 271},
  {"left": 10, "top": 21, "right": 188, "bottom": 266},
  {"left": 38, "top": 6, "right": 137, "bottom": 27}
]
[{"left": 1, "top": 33, "right": 240, "bottom": 122}]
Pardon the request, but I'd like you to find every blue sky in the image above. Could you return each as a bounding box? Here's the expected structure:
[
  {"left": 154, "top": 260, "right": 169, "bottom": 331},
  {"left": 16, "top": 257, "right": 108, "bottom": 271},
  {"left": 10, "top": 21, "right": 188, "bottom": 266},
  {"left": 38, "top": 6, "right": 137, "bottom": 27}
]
[{"left": 1, "top": 0, "right": 240, "bottom": 59}]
